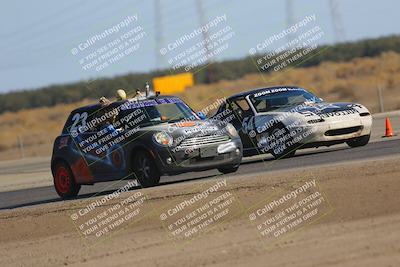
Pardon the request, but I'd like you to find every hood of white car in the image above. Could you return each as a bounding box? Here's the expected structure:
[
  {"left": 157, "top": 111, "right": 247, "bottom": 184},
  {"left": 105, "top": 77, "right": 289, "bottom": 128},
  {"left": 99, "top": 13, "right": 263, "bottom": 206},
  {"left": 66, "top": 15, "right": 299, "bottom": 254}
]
[{"left": 258, "top": 102, "right": 369, "bottom": 117}]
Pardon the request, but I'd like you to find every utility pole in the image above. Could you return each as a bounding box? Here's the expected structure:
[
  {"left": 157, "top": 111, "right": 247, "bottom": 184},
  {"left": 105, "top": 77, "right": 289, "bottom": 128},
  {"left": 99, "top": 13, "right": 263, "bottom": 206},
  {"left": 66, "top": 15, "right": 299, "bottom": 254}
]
[
  {"left": 329, "top": 0, "right": 346, "bottom": 43},
  {"left": 285, "top": 0, "right": 296, "bottom": 43},
  {"left": 196, "top": 0, "right": 213, "bottom": 83},
  {"left": 17, "top": 135, "right": 25, "bottom": 158},
  {"left": 154, "top": 0, "right": 164, "bottom": 70},
  {"left": 377, "top": 86, "right": 385, "bottom": 113}
]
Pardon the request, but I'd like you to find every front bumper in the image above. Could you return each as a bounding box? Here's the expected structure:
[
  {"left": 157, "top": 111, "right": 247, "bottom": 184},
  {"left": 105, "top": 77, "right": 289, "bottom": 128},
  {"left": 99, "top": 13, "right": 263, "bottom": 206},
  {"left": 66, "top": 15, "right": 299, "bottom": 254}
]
[
  {"left": 295, "top": 115, "right": 372, "bottom": 145},
  {"left": 153, "top": 138, "right": 243, "bottom": 175}
]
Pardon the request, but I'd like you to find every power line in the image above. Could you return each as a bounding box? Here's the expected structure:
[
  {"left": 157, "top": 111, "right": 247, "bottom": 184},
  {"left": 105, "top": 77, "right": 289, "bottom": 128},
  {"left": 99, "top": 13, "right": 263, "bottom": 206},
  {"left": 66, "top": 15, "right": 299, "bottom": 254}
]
[
  {"left": 1, "top": 0, "right": 237, "bottom": 72},
  {"left": 0, "top": 0, "right": 134, "bottom": 53},
  {"left": 0, "top": 0, "right": 85, "bottom": 39}
]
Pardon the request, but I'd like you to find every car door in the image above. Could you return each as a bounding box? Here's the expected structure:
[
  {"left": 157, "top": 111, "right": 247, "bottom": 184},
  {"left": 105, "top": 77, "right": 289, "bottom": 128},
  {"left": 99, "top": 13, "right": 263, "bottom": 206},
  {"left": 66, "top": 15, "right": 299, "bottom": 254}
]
[{"left": 227, "top": 98, "right": 255, "bottom": 150}]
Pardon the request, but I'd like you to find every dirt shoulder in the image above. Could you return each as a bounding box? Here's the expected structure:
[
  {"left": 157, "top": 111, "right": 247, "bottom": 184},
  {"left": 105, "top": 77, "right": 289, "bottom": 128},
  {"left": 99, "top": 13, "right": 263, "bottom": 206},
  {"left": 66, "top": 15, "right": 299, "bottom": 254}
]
[{"left": 1, "top": 156, "right": 400, "bottom": 266}]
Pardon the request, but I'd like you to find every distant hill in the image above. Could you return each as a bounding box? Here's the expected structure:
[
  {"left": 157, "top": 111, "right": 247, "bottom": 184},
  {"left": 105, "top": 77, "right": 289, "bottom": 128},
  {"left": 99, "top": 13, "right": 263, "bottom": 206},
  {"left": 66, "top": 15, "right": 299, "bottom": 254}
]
[{"left": 1, "top": 34, "right": 400, "bottom": 114}]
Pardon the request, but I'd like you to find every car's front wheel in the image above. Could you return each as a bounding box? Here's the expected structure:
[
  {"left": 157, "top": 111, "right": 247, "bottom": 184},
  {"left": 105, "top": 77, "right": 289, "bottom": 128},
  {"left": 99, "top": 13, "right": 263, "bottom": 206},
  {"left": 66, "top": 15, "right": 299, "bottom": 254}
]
[
  {"left": 133, "top": 152, "right": 160, "bottom": 187},
  {"left": 53, "top": 162, "right": 81, "bottom": 199},
  {"left": 346, "top": 134, "right": 370, "bottom": 148},
  {"left": 218, "top": 165, "right": 239, "bottom": 174}
]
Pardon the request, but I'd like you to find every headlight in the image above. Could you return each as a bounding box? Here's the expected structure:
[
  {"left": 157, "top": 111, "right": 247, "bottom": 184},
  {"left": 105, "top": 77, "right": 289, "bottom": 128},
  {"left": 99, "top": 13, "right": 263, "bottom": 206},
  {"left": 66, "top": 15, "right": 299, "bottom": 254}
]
[
  {"left": 226, "top": 124, "right": 238, "bottom": 137},
  {"left": 153, "top": 132, "right": 173, "bottom": 146}
]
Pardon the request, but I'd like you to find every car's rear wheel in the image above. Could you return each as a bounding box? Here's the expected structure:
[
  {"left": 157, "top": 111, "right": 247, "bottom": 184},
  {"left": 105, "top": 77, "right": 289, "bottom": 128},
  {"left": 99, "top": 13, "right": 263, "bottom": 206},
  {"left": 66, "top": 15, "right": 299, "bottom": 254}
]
[
  {"left": 218, "top": 165, "right": 239, "bottom": 174},
  {"left": 133, "top": 152, "right": 160, "bottom": 187},
  {"left": 53, "top": 162, "right": 81, "bottom": 199},
  {"left": 346, "top": 134, "right": 370, "bottom": 148}
]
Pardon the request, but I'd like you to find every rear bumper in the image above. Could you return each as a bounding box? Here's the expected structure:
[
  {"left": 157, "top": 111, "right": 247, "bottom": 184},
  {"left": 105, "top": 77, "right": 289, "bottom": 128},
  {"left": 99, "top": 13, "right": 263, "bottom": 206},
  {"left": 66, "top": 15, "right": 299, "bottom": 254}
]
[{"left": 153, "top": 138, "right": 243, "bottom": 175}]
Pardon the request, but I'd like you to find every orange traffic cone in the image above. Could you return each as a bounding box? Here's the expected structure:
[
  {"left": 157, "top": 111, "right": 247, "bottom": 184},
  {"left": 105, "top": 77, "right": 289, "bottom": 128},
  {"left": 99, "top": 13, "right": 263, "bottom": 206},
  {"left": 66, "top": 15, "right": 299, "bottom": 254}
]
[{"left": 383, "top": 117, "right": 394, "bottom": 137}]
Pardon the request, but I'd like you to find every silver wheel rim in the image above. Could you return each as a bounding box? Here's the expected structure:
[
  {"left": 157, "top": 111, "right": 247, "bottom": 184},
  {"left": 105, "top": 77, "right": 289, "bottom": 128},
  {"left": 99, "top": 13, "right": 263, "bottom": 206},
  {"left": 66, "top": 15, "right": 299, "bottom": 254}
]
[{"left": 138, "top": 156, "right": 150, "bottom": 178}]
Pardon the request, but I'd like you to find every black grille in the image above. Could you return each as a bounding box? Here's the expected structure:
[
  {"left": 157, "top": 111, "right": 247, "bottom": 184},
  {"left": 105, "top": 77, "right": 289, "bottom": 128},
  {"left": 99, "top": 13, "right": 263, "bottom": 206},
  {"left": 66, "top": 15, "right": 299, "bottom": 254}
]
[
  {"left": 178, "top": 134, "right": 230, "bottom": 148},
  {"left": 325, "top": 126, "right": 362, "bottom": 136}
]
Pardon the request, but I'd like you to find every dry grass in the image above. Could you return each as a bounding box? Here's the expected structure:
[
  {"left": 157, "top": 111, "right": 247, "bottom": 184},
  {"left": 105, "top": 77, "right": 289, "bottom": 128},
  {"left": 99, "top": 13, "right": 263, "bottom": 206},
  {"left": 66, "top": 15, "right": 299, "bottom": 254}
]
[
  {"left": 1, "top": 52, "right": 400, "bottom": 160},
  {"left": 0, "top": 100, "right": 90, "bottom": 160},
  {"left": 180, "top": 51, "right": 400, "bottom": 113}
]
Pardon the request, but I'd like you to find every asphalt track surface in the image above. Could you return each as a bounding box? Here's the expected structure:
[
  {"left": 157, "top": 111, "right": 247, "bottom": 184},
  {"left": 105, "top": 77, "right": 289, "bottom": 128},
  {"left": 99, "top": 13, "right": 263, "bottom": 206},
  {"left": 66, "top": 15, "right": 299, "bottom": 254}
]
[{"left": 1, "top": 138, "right": 399, "bottom": 210}]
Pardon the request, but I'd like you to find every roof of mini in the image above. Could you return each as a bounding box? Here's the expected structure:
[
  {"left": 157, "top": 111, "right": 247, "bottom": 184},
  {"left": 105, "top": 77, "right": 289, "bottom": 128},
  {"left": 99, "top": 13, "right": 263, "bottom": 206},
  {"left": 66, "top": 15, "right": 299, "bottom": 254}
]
[{"left": 70, "top": 95, "right": 180, "bottom": 114}]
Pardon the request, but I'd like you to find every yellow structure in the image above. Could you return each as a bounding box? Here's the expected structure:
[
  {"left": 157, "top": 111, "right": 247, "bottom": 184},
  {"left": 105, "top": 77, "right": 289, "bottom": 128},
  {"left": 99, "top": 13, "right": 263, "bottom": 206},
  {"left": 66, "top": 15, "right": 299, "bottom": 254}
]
[{"left": 153, "top": 73, "right": 194, "bottom": 95}]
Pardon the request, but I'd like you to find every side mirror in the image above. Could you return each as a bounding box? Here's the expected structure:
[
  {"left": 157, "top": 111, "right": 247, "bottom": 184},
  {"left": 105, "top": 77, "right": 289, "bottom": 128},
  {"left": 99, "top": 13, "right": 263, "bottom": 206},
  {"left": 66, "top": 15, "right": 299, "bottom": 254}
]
[{"left": 197, "top": 111, "right": 207, "bottom": 120}]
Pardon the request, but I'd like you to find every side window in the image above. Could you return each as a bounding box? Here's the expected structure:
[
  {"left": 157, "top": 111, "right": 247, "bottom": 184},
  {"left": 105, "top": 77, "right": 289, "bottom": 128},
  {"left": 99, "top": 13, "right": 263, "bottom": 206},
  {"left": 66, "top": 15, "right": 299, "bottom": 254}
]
[
  {"left": 225, "top": 102, "right": 242, "bottom": 131},
  {"left": 93, "top": 105, "right": 119, "bottom": 132},
  {"left": 230, "top": 102, "right": 242, "bottom": 118},
  {"left": 223, "top": 102, "right": 230, "bottom": 112},
  {"left": 215, "top": 102, "right": 228, "bottom": 115},
  {"left": 228, "top": 98, "right": 253, "bottom": 119},
  {"left": 253, "top": 99, "right": 267, "bottom": 112},
  {"left": 235, "top": 99, "right": 250, "bottom": 111}
]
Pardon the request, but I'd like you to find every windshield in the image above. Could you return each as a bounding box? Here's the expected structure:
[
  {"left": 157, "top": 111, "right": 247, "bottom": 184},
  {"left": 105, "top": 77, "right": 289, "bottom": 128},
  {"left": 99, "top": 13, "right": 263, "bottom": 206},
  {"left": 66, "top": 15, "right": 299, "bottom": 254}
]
[
  {"left": 249, "top": 88, "right": 321, "bottom": 112},
  {"left": 119, "top": 101, "right": 198, "bottom": 127},
  {"left": 142, "top": 102, "right": 197, "bottom": 123}
]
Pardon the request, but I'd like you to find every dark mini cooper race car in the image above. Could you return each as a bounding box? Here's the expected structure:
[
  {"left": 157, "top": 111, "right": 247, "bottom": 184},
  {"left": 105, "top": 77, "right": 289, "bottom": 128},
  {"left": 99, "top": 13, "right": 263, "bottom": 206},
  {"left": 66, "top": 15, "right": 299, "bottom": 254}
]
[
  {"left": 212, "top": 86, "right": 372, "bottom": 159},
  {"left": 51, "top": 95, "right": 242, "bottom": 198}
]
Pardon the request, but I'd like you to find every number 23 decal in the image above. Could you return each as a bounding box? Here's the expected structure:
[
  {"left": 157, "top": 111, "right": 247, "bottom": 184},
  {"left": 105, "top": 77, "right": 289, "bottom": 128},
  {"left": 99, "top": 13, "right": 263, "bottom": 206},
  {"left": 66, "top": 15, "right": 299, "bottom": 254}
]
[{"left": 70, "top": 112, "right": 88, "bottom": 134}]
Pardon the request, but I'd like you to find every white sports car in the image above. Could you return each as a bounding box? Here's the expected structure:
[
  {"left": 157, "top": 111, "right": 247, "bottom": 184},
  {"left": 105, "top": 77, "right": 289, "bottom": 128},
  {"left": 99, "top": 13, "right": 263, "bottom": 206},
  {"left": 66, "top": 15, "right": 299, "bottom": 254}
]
[{"left": 212, "top": 86, "right": 372, "bottom": 159}]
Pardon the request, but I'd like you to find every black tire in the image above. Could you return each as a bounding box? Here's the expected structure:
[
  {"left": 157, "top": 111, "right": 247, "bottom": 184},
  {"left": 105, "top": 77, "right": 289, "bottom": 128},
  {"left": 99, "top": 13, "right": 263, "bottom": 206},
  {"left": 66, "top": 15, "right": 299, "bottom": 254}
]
[
  {"left": 269, "top": 125, "right": 297, "bottom": 159},
  {"left": 346, "top": 134, "right": 370, "bottom": 148},
  {"left": 53, "top": 162, "right": 81, "bottom": 199},
  {"left": 133, "top": 151, "right": 160, "bottom": 187},
  {"left": 218, "top": 165, "right": 239, "bottom": 174}
]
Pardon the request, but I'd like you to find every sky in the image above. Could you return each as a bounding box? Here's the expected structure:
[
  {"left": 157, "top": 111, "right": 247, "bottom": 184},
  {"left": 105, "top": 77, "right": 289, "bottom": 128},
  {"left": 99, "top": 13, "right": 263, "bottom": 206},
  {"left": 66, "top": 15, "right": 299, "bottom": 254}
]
[{"left": 0, "top": 0, "right": 398, "bottom": 93}]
